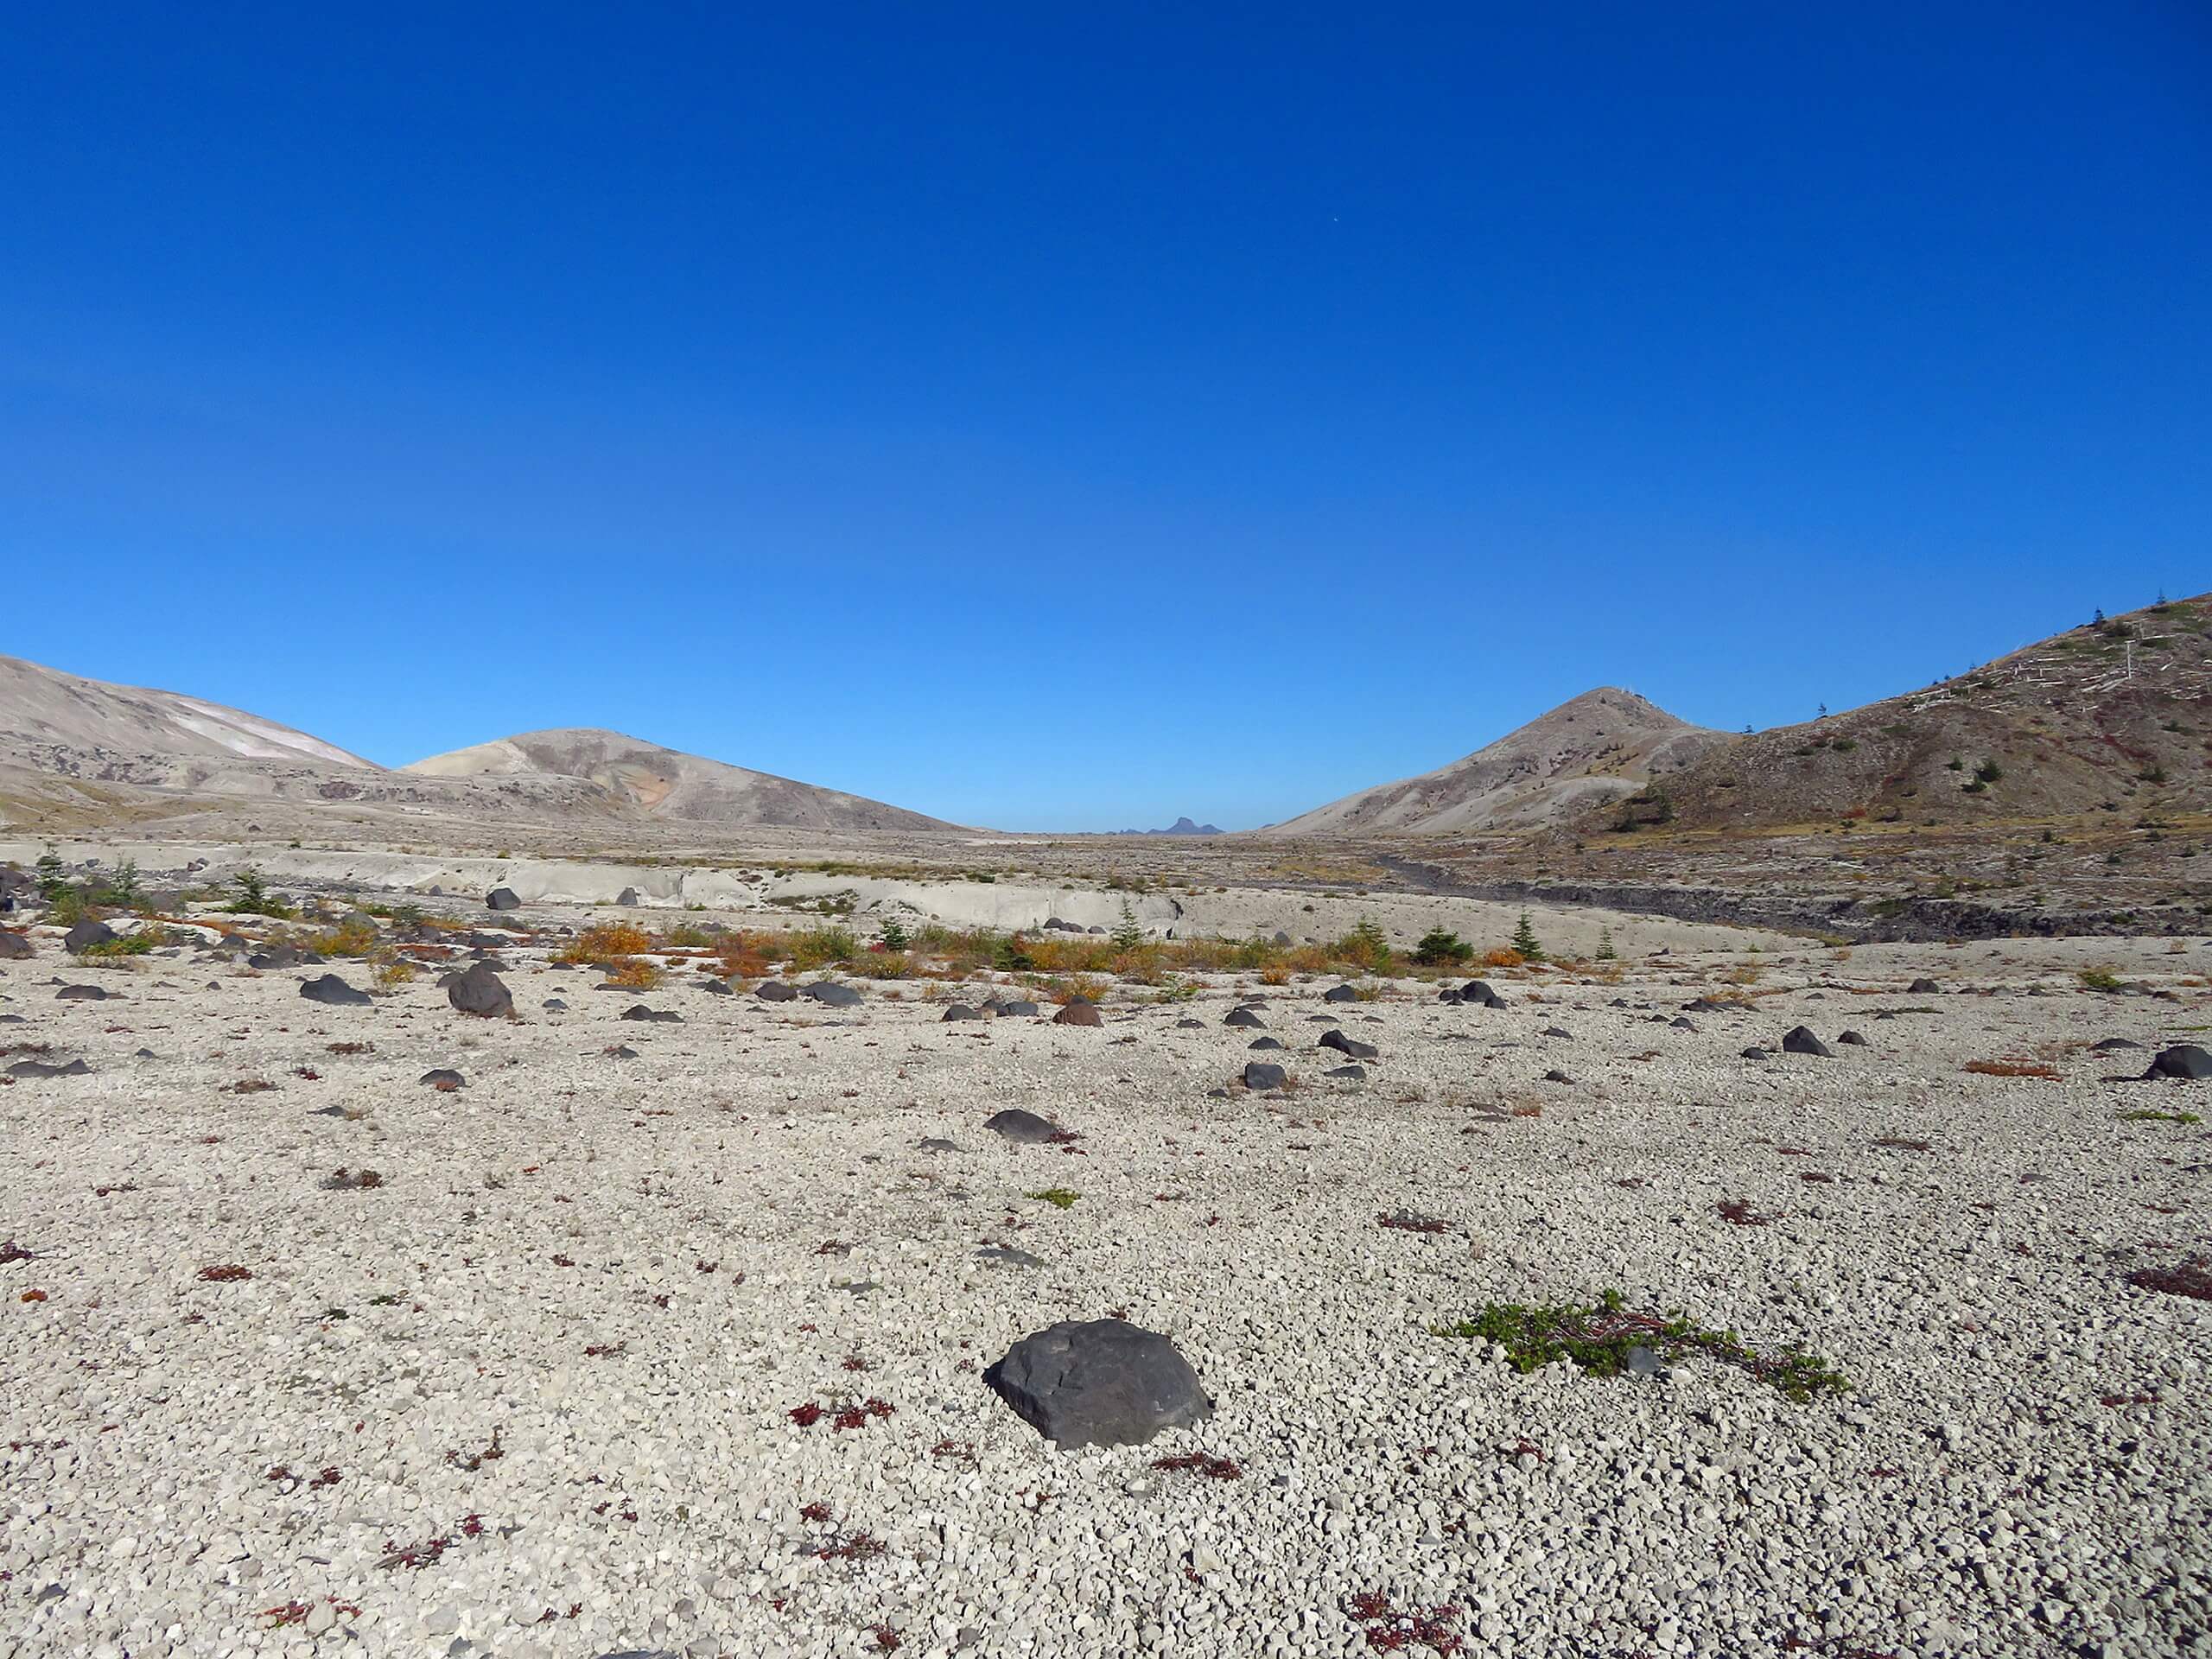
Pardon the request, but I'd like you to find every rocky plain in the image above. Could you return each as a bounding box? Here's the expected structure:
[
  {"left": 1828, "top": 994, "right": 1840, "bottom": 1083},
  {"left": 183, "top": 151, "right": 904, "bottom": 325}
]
[{"left": 2, "top": 840, "right": 2209, "bottom": 1659}]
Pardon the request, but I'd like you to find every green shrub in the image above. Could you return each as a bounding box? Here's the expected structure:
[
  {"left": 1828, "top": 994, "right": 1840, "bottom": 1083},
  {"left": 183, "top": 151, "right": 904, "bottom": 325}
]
[
  {"left": 1435, "top": 1288, "right": 1847, "bottom": 1403},
  {"left": 1412, "top": 928, "right": 1473, "bottom": 966},
  {"left": 225, "top": 868, "right": 294, "bottom": 918},
  {"left": 1510, "top": 911, "right": 1546, "bottom": 962}
]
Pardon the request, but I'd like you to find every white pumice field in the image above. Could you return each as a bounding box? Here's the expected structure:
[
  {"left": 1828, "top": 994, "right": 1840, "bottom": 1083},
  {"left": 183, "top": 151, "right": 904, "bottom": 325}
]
[{"left": 3, "top": 906, "right": 2210, "bottom": 1659}]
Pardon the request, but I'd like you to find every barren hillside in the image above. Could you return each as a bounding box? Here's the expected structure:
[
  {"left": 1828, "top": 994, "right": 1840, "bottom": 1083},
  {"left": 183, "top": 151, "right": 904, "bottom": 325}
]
[{"left": 1272, "top": 688, "right": 1728, "bottom": 835}]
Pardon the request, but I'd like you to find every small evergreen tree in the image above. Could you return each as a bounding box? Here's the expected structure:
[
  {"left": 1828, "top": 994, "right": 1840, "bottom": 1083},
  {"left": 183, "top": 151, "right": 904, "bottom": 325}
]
[
  {"left": 1510, "top": 910, "right": 1545, "bottom": 961},
  {"left": 1346, "top": 918, "right": 1392, "bottom": 972},
  {"left": 1595, "top": 926, "right": 1617, "bottom": 961},
  {"left": 876, "top": 914, "right": 910, "bottom": 952},
  {"left": 107, "top": 857, "right": 142, "bottom": 909},
  {"left": 1413, "top": 927, "right": 1472, "bottom": 966},
  {"left": 1110, "top": 899, "right": 1145, "bottom": 952},
  {"left": 35, "top": 848, "right": 67, "bottom": 903}
]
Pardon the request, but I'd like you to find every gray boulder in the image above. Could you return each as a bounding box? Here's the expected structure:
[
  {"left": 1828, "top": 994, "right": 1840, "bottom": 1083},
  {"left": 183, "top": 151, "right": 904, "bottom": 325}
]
[
  {"left": 1053, "top": 1001, "right": 1103, "bottom": 1027},
  {"left": 985, "top": 1109, "right": 1060, "bottom": 1143},
  {"left": 448, "top": 962, "right": 514, "bottom": 1018},
  {"left": 1319, "top": 1029, "right": 1378, "bottom": 1060},
  {"left": 756, "top": 980, "right": 798, "bottom": 1002},
  {"left": 1321, "top": 984, "right": 1359, "bottom": 1003},
  {"left": 1241, "top": 1060, "right": 1287, "bottom": 1090},
  {"left": 1224, "top": 1007, "right": 1264, "bottom": 1028},
  {"left": 984, "top": 1318, "right": 1212, "bottom": 1449},
  {"left": 802, "top": 981, "right": 861, "bottom": 1007},
  {"left": 64, "top": 919, "right": 118, "bottom": 953},
  {"left": 622, "top": 1004, "right": 681, "bottom": 1023},
  {"left": 616, "top": 887, "right": 640, "bottom": 906},
  {"left": 7, "top": 1058, "right": 92, "bottom": 1077},
  {"left": 1782, "top": 1026, "right": 1832, "bottom": 1058},
  {"left": 57, "top": 984, "right": 114, "bottom": 1001},
  {"left": 941, "top": 1004, "right": 981, "bottom": 1021},
  {"left": 0, "top": 931, "right": 33, "bottom": 959},
  {"left": 420, "top": 1068, "right": 466, "bottom": 1089},
  {"left": 300, "top": 974, "right": 372, "bottom": 1007},
  {"left": 2145, "top": 1045, "right": 2212, "bottom": 1081},
  {"left": 485, "top": 887, "right": 522, "bottom": 912}
]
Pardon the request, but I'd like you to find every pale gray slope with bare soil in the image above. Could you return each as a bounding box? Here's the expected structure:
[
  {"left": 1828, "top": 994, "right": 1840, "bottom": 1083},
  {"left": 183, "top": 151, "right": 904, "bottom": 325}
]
[{"left": 1271, "top": 688, "right": 1730, "bottom": 836}]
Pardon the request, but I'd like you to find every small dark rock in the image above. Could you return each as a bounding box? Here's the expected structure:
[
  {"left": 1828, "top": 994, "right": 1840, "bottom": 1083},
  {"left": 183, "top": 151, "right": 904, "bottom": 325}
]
[
  {"left": 1319, "top": 1029, "right": 1377, "bottom": 1060},
  {"left": 1052, "top": 1001, "right": 1103, "bottom": 1027},
  {"left": 801, "top": 981, "right": 861, "bottom": 1008},
  {"left": 1242, "top": 1060, "right": 1287, "bottom": 1090},
  {"left": 622, "top": 1005, "right": 681, "bottom": 1023},
  {"left": 419, "top": 1068, "right": 466, "bottom": 1089},
  {"left": 299, "top": 974, "right": 372, "bottom": 1007},
  {"left": 1782, "top": 1027, "right": 1833, "bottom": 1058},
  {"left": 986, "top": 1108, "right": 1061, "bottom": 1143},
  {"left": 2145, "top": 1045, "right": 2212, "bottom": 1081},
  {"left": 1322, "top": 984, "right": 1359, "bottom": 1003},
  {"left": 485, "top": 887, "right": 522, "bottom": 912},
  {"left": 756, "top": 981, "right": 798, "bottom": 1002}
]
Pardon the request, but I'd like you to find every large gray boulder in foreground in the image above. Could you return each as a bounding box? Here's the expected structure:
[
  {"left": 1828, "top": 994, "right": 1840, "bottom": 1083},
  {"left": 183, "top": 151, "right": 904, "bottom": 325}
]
[
  {"left": 448, "top": 961, "right": 514, "bottom": 1018},
  {"left": 485, "top": 887, "right": 521, "bottom": 912},
  {"left": 984, "top": 1318, "right": 1212, "bottom": 1449},
  {"left": 2145, "top": 1045, "right": 2212, "bottom": 1081}
]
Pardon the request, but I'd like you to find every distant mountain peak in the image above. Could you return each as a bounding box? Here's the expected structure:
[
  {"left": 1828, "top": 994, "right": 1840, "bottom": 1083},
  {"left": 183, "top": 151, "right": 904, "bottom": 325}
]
[
  {"left": 1109, "top": 815, "right": 1224, "bottom": 836},
  {"left": 1269, "top": 689, "right": 1726, "bottom": 836}
]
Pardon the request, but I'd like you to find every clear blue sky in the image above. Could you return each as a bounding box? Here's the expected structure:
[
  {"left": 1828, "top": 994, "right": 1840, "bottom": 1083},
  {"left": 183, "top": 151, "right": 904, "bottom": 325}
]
[{"left": 4, "top": 4, "right": 2206, "bottom": 830}]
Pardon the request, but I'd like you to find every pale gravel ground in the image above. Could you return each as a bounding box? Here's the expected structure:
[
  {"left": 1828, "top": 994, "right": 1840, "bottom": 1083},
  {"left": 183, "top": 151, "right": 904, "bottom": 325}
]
[{"left": 3, "top": 923, "right": 2210, "bottom": 1659}]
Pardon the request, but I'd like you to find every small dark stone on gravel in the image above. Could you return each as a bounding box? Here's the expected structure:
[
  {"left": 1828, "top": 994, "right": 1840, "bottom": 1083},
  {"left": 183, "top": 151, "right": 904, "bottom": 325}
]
[
  {"left": 622, "top": 1005, "right": 681, "bottom": 1023},
  {"left": 1248, "top": 1037, "right": 1284, "bottom": 1051},
  {"left": 801, "top": 981, "right": 861, "bottom": 1007},
  {"left": 1052, "top": 1001, "right": 1103, "bottom": 1027},
  {"left": 7, "top": 1058, "right": 92, "bottom": 1077},
  {"left": 1322, "top": 984, "right": 1358, "bottom": 1003},
  {"left": 63, "top": 919, "right": 117, "bottom": 954},
  {"left": 756, "top": 981, "right": 797, "bottom": 1002},
  {"left": 57, "top": 984, "right": 115, "bottom": 1001},
  {"left": 1224, "top": 1007, "right": 1264, "bottom": 1028},
  {"left": 941, "top": 1004, "right": 981, "bottom": 1021},
  {"left": 485, "top": 887, "right": 521, "bottom": 911},
  {"left": 543, "top": 998, "right": 568, "bottom": 1012},
  {"left": 1838, "top": 1030, "right": 1869, "bottom": 1046},
  {"left": 986, "top": 1108, "right": 1060, "bottom": 1143},
  {"left": 1242, "top": 1060, "right": 1287, "bottom": 1090},
  {"left": 1319, "top": 1029, "right": 1377, "bottom": 1060},
  {"left": 1782, "top": 1026, "right": 1833, "bottom": 1058},
  {"left": 419, "top": 1069, "right": 466, "bottom": 1088},
  {"left": 1325, "top": 1064, "right": 1366, "bottom": 1081},
  {"left": 299, "top": 974, "right": 372, "bottom": 1007}
]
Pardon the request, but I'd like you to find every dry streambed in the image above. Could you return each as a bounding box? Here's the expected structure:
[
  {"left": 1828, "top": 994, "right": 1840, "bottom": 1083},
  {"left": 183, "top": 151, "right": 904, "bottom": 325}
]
[{"left": 2, "top": 924, "right": 2209, "bottom": 1659}]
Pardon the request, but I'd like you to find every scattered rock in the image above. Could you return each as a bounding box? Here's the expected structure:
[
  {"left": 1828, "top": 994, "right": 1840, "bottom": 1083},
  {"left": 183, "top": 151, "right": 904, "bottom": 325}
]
[
  {"left": 7, "top": 1058, "right": 91, "bottom": 1077},
  {"left": 1838, "top": 1030, "right": 1869, "bottom": 1046},
  {"left": 984, "top": 1318, "right": 1213, "bottom": 1449},
  {"left": 756, "top": 981, "right": 798, "bottom": 1002},
  {"left": 1543, "top": 1068, "right": 1573, "bottom": 1084},
  {"left": 616, "top": 887, "right": 641, "bottom": 906},
  {"left": 918, "top": 1137, "right": 957, "bottom": 1154},
  {"left": 0, "top": 931, "right": 33, "bottom": 959},
  {"left": 699, "top": 976, "right": 731, "bottom": 995},
  {"left": 1224, "top": 1007, "right": 1265, "bottom": 1028},
  {"left": 1325, "top": 1064, "right": 1366, "bottom": 1081},
  {"left": 1910, "top": 978, "right": 1942, "bottom": 994},
  {"left": 1242, "top": 1061, "right": 1287, "bottom": 1090},
  {"left": 2093, "top": 1037, "right": 2142, "bottom": 1052},
  {"left": 1782, "top": 1027, "right": 1833, "bottom": 1058},
  {"left": 941, "top": 1004, "right": 982, "bottom": 1021},
  {"left": 56, "top": 984, "right": 115, "bottom": 1001},
  {"left": 1460, "top": 980, "right": 1506, "bottom": 1007},
  {"left": 1741, "top": 1046, "right": 1771, "bottom": 1060},
  {"left": 985, "top": 1109, "right": 1060, "bottom": 1143},
  {"left": 419, "top": 1069, "right": 466, "bottom": 1089},
  {"left": 63, "top": 919, "right": 116, "bottom": 954},
  {"left": 622, "top": 1005, "right": 681, "bottom": 1023},
  {"left": 2145, "top": 1045, "right": 2212, "bottom": 1081},
  {"left": 543, "top": 998, "right": 569, "bottom": 1012},
  {"left": 1248, "top": 1036, "right": 1284, "bottom": 1051},
  {"left": 801, "top": 982, "right": 861, "bottom": 1008},
  {"left": 485, "top": 887, "right": 522, "bottom": 912},
  {"left": 448, "top": 962, "right": 515, "bottom": 1019},
  {"left": 1322, "top": 984, "right": 1359, "bottom": 1003},
  {"left": 996, "top": 1000, "right": 1040, "bottom": 1017},
  {"left": 299, "top": 974, "right": 372, "bottom": 1007},
  {"left": 1319, "top": 1029, "right": 1378, "bottom": 1060},
  {"left": 1053, "top": 1001, "right": 1103, "bottom": 1027}
]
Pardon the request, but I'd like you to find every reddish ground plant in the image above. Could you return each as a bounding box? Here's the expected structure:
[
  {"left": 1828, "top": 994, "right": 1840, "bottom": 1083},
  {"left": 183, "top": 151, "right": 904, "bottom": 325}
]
[
  {"left": 1378, "top": 1211, "right": 1450, "bottom": 1235},
  {"left": 1345, "top": 1592, "right": 1462, "bottom": 1654},
  {"left": 259, "top": 1597, "right": 361, "bottom": 1630},
  {"left": 582, "top": 1342, "right": 626, "bottom": 1358},
  {"left": 815, "top": 1529, "right": 887, "bottom": 1562},
  {"left": 2126, "top": 1257, "right": 2212, "bottom": 1302},
  {"left": 327, "top": 1041, "right": 373, "bottom": 1054},
  {"left": 787, "top": 1402, "right": 824, "bottom": 1427},
  {"left": 0, "top": 1241, "right": 35, "bottom": 1265},
  {"left": 1717, "top": 1199, "right": 1777, "bottom": 1227},
  {"left": 1872, "top": 1137, "right": 1931, "bottom": 1152},
  {"left": 198, "top": 1264, "right": 253, "bottom": 1282},
  {"left": 446, "top": 1427, "right": 504, "bottom": 1471},
  {"left": 868, "top": 1622, "right": 902, "bottom": 1652},
  {"left": 1153, "top": 1452, "right": 1243, "bottom": 1480},
  {"left": 800, "top": 1501, "right": 835, "bottom": 1523},
  {"left": 1964, "top": 1059, "right": 2061, "bottom": 1078},
  {"left": 378, "top": 1515, "right": 484, "bottom": 1570}
]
